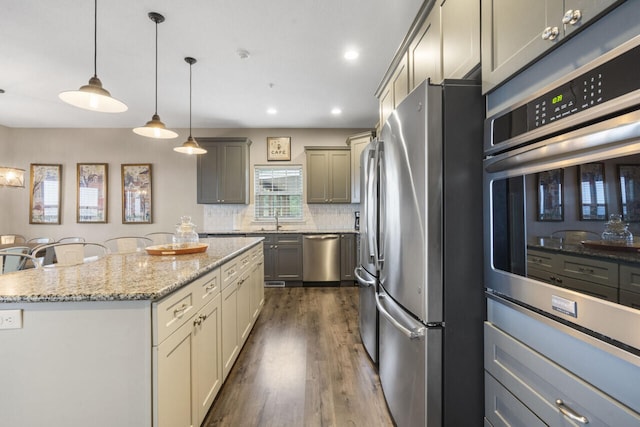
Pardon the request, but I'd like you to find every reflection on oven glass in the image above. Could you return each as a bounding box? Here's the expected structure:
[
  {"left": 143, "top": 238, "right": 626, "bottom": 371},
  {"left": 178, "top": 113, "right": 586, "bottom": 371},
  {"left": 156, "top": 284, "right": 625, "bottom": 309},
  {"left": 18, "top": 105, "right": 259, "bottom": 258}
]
[{"left": 493, "top": 154, "right": 640, "bottom": 310}]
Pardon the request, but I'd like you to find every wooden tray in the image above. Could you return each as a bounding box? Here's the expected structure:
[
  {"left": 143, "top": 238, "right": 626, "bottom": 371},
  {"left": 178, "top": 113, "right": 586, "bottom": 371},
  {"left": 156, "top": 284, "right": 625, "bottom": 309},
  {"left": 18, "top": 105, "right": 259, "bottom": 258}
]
[
  {"left": 581, "top": 240, "right": 640, "bottom": 252},
  {"left": 145, "top": 243, "right": 209, "bottom": 256}
]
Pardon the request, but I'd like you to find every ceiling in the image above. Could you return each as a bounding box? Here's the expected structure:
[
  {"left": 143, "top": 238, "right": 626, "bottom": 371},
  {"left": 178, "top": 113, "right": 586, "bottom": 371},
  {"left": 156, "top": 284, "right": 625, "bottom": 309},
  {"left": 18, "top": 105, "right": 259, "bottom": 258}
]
[{"left": 0, "top": 0, "right": 424, "bottom": 130}]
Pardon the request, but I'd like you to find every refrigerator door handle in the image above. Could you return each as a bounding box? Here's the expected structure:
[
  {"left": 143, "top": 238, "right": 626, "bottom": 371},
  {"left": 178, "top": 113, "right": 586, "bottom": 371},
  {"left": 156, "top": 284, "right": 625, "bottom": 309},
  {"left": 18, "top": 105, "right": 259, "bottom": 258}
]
[
  {"left": 365, "top": 146, "right": 377, "bottom": 264},
  {"left": 354, "top": 266, "right": 376, "bottom": 287},
  {"left": 372, "top": 140, "right": 384, "bottom": 269},
  {"left": 375, "top": 292, "right": 426, "bottom": 340}
]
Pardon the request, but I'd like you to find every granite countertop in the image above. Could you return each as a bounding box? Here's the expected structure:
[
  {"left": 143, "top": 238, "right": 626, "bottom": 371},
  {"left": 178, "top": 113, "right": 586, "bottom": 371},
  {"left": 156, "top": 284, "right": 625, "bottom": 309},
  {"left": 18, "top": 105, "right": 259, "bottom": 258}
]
[
  {"left": 0, "top": 237, "right": 262, "bottom": 303},
  {"left": 202, "top": 229, "right": 359, "bottom": 235},
  {"left": 527, "top": 237, "right": 640, "bottom": 264}
]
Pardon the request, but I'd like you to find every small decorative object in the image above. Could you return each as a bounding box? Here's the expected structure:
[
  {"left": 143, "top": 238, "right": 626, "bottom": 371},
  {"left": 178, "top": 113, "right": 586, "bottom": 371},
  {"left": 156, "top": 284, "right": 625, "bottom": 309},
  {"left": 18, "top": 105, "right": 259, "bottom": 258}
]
[
  {"left": 173, "top": 215, "right": 199, "bottom": 247},
  {"left": 601, "top": 214, "right": 633, "bottom": 244},
  {"left": 77, "top": 163, "right": 108, "bottom": 223},
  {"left": 267, "top": 136, "right": 291, "bottom": 161},
  {"left": 122, "top": 164, "right": 152, "bottom": 224},
  {"left": 30, "top": 164, "right": 62, "bottom": 224},
  {"left": 537, "top": 169, "right": 564, "bottom": 221}
]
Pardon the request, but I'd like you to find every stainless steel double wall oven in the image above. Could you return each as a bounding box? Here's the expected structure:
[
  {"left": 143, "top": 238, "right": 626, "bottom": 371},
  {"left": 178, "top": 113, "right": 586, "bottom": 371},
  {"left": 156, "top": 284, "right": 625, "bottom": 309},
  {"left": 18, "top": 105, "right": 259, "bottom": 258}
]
[{"left": 484, "top": 35, "right": 640, "bottom": 353}]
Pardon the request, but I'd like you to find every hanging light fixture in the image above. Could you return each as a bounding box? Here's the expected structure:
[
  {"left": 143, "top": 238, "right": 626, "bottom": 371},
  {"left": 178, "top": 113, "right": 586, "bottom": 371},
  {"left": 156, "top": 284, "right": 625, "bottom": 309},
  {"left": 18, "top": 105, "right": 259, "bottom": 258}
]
[
  {"left": 59, "top": 0, "right": 127, "bottom": 113},
  {"left": 0, "top": 167, "right": 25, "bottom": 188},
  {"left": 133, "top": 12, "right": 177, "bottom": 139},
  {"left": 174, "top": 57, "right": 207, "bottom": 155}
]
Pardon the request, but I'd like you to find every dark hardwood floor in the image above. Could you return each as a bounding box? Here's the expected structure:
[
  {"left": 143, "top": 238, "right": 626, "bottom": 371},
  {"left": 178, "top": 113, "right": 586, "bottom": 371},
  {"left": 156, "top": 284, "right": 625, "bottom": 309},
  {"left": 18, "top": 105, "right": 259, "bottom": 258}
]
[{"left": 203, "top": 286, "right": 394, "bottom": 427}]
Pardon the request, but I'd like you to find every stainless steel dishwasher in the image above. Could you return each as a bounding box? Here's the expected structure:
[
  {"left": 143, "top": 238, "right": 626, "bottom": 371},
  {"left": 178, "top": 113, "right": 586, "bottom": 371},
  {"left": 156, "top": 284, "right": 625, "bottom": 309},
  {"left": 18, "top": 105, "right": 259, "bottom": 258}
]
[{"left": 302, "top": 234, "right": 340, "bottom": 282}]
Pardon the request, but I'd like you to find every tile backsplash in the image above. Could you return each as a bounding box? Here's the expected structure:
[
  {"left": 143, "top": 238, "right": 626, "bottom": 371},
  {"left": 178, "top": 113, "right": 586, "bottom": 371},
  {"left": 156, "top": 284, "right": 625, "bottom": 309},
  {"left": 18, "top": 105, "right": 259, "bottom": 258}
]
[{"left": 203, "top": 204, "right": 359, "bottom": 232}]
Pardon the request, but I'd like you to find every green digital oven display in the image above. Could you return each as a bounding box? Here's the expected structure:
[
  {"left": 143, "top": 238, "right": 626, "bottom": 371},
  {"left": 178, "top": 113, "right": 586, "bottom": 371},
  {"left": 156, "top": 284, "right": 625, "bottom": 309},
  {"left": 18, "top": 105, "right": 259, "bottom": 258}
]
[{"left": 552, "top": 94, "right": 563, "bottom": 104}]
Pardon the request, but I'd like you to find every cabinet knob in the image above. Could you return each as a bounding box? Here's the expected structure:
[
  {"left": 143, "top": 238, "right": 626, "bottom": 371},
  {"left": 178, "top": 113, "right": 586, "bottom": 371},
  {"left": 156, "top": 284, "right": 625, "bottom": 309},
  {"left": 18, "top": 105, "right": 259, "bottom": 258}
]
[
  {"left": 562, "top": 9, "right": 581, "bottom": 26},
  {"left": 541, "top": 26, "right": 559, "bottom": 40},
  {"left": 274, "top": 245, "right": 278, "bottom": 249}
]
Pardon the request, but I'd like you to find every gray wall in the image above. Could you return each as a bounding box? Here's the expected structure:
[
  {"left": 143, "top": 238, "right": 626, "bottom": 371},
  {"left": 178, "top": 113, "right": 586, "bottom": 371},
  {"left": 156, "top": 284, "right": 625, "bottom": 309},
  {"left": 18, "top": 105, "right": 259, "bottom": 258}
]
[{"left": 0, "top": 127, "right": 366, "bottom": 242}]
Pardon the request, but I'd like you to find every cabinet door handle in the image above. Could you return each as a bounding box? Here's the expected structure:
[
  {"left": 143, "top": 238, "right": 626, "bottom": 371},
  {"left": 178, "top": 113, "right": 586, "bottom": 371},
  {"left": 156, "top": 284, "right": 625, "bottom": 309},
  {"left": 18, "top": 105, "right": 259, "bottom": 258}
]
[
  {"left": 205, "top": 283, "right": 216, "bottom": 292},
  {"left": 173, "top": 303, "right": 188, "bottom": 317},
  {"left": 555, "top": 399, "right": 588, "bottom": 424},
  {"left": 562, "top": 9, "right": 581, "bottom": 25},
  {"left": 542, "top": 26, "right": 559, "bottom": 40},
  {"left": 193, "top": 316, "right": 202, "bottom": 326}
]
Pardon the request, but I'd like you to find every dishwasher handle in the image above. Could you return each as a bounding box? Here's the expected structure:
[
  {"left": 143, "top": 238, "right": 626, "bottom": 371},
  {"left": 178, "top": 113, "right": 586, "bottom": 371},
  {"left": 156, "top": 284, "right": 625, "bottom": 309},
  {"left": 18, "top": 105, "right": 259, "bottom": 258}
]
[{"left": 304, "top": 234, "right": 339, "bottom": 240}]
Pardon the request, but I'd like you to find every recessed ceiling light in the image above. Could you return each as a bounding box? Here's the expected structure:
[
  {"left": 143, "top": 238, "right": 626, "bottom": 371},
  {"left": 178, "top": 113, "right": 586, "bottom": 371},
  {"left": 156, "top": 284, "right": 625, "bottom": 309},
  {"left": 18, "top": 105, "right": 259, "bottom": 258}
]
[
  {"left": 267, "top": 108, "right": 277, "bottom": 115},
  {"left": 331, "top": 108, "right": 342, "bottom": 115},
  {"left": 344, "top": 50, "right": 359, "bottom": 60}
]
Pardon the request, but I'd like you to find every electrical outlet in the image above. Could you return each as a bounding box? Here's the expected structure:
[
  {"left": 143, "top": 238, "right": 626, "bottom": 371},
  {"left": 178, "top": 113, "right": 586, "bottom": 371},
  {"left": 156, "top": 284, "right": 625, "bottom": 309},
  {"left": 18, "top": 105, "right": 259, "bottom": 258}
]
[{"left": 0, "top": 309, "right": 23, "bottom": 330}]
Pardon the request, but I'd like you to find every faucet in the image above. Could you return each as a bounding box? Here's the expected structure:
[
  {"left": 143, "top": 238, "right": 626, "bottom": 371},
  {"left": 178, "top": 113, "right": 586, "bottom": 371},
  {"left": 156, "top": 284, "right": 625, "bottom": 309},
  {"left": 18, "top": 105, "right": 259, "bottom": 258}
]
[{"left": 275, "top": 212, "right": 281, "bottom": 231}]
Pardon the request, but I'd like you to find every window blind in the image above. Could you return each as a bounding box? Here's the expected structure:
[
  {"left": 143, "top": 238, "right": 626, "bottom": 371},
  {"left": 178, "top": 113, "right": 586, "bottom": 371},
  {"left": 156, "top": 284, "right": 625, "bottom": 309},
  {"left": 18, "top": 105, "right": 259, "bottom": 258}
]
[{"left": 254, "top": 165, "right": 303, "bottom": 220}]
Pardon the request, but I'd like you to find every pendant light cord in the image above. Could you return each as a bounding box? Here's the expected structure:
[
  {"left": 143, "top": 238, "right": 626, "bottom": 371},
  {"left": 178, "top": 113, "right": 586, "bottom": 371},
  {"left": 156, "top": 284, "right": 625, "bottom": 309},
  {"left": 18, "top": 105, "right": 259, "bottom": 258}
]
[
  {"left": 93, "top": 0, "right": 98, "bottom": 78},
  {"left": 189, "top": 61, "right": 193, "bottom": 137},
  {"left": 154, "top": 18, "right": 158, "bottom": 115}
]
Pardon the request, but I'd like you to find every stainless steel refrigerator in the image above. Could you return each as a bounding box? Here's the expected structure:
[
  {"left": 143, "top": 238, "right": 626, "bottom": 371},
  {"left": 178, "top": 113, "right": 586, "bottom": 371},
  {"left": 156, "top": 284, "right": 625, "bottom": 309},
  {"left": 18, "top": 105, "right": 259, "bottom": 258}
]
[
  {"left": 373, "top": 79, "right": 485, "bottom": 426},
  {"left": 355, "top": 137, "right": 381, "bottom": 363}
]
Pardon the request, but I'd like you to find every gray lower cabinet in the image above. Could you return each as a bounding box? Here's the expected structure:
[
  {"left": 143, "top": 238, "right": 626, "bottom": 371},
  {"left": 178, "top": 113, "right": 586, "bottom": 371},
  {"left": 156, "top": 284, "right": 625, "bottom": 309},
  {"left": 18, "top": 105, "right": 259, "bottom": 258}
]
[
  {"left": 526, "top": 248, "right": 619, "bottom": 302},
  {"left": 485, "top": 320, "right": 640, "bottom": 426},
  {"left": 305, "top": 147, "right": 351, "bottom": 203},
  {"left": 340, "top": 233, "right": 357, "bottom": 283},
  {"left": 481, "top": 0, "right": 624, "bottom": 93},
  {"left": 260, "top": 234, "right": 303, "bottom": 282},
  {"left": 197, "top": 137, "right": 251, "bottom": 204}
]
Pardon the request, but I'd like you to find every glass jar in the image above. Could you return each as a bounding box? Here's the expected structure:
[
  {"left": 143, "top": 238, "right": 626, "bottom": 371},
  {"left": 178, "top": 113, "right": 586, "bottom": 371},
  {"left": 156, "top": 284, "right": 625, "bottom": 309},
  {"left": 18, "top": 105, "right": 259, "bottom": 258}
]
[
  {"left": 601, "top": 214, "right": 633, "bottom": 244},
  {"left": 173, "top": 216, "right": 199, "bottom": 247}
]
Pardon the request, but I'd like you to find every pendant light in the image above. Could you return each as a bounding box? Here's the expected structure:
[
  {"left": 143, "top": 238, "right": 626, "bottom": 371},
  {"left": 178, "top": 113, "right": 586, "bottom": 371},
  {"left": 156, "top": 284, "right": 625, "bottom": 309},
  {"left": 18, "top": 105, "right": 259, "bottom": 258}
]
[
  {"left": 174, "top": 57, "right": 207, "bottom": 155},
  {"left": 59, "top": 0, "right": 127, "bottom": 113},
  {"left": 133, "top": 12, "right": 177, "bottom": 139}
]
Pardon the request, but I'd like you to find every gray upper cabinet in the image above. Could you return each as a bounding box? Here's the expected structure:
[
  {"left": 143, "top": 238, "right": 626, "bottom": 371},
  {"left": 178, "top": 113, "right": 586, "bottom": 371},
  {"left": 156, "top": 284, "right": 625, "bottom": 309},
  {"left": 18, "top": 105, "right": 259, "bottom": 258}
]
[
  {"left": 440, "top": 0, "right": 480, "bottom": 79},
  {"left": 197, "top": 137, "right": 251, "bottom": 204},
  {"left": 346, "top": 131, "right": 373, "bottom": 204},
  {"left": 482, "top": 0, "right": 624, "bottom": 93},
  {"left": 305, "top": 147, "right": 351, "bottom": 204}
]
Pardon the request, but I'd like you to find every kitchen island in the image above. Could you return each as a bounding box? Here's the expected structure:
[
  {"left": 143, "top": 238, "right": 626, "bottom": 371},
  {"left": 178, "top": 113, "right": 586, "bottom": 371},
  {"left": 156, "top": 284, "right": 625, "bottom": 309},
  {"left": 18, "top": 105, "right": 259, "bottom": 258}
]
[{"left": 0, "top": 237, "right": 264, "bottom": 427}]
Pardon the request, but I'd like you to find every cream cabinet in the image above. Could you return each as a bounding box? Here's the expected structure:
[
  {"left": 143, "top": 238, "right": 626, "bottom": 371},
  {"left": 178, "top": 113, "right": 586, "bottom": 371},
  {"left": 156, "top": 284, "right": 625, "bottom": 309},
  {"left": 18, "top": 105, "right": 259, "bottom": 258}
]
[
  {"left": 346, "top": 131, "right": 374, "bottom": 203},
  {"left": 485, "top": 319, "right": 640, "bottom": 425},
  {"left": 221, "top": 279, "right": 239, "bottom": 380},
  {"left": 376, "top": 0, "right": 480, "bottom": 130},
  {"left": 193, "top": 294, "right": 222, "bottom": 425},
  {"left": 481, "top": 0, "right": 624, "bottom": 93},
  {"left": 440, "top": 0, "right": 480, "bottom": 79},
  {"left": 153, "top": 244, "right": 264, "bottom": 427},
  {"left": 153, "top": 268, "right": 222, "bottom": 427}
]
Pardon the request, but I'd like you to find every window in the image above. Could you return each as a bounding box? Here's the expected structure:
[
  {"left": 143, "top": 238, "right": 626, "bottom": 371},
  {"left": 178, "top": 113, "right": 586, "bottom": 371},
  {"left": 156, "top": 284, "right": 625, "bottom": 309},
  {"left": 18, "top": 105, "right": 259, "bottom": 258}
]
[{"left": 254, "top": 165, "right": 303, "bottom": 220}]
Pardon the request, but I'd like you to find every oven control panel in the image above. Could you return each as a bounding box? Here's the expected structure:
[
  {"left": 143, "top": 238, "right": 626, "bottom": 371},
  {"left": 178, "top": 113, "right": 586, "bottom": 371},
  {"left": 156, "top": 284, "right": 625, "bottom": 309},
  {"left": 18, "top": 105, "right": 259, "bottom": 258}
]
[{"left": 492, "top": 43, "right": 640, "bottom": 145}]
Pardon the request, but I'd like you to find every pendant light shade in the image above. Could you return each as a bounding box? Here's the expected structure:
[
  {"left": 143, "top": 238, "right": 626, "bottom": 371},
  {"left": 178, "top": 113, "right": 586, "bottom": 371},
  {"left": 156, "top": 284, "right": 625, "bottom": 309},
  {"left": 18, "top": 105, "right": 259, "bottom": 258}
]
[
  {"left": 175, "top": 57, "right": 206, "bottom": 155},
  {"left": 133, "top": 12, "right": 177, "bottom": 139},
  {"left": 59, "top": 0, "right": 127, "bottom": 113}
]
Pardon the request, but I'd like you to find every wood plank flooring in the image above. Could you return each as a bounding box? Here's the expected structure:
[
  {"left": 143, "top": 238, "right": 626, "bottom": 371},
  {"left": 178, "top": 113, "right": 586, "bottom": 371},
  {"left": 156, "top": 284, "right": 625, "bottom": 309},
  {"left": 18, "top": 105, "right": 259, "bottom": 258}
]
[{"left": 203, "top": 286, "right": 394, "bottom": 427}]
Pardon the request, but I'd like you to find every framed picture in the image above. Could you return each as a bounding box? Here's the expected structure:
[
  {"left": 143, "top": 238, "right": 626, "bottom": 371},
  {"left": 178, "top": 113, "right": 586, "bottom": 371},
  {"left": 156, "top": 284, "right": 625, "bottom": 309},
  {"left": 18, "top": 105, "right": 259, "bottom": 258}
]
[
  {"left": 29, "top": 164, "right": 62, "bottom": 224},
  {"left": 578, "top": 163, "right": 607, "bottom": 221},
  {"left": 537, "top": 169, "right": 564, "bottom": 221},
  {"left": 122, "top": 164, "right": 152, "bottom": 224},
  {"left": 77, "top": 163, "right": 108, "bottom": 223},
  {"left": 267, "top": 136, "right": 291, "bottom": 161},
  {"left": 618, "top": 164, "right": 640, "bottom": 222}
]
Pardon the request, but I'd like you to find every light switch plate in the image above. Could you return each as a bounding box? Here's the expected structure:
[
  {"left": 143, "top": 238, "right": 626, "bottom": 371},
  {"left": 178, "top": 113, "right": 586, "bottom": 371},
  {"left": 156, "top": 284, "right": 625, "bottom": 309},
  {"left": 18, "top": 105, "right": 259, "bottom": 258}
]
[{"left": 0, "top": 309, "right": 23, "bottom": 329}]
